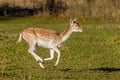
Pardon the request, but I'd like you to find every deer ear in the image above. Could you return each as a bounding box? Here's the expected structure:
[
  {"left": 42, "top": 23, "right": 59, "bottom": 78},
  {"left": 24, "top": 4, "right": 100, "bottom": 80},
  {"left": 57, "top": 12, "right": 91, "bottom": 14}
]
[
  {"left": 73, "top": 18, "right": 77, "bottom": 22},
  {"left": 70, "top": 19, "right": 73, "bottom": 24}
]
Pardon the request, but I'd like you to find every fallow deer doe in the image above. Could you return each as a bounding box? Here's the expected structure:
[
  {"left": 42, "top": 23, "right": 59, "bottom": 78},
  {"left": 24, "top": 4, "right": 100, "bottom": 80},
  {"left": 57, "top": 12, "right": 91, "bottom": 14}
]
[{"left": 17, "top": 18, "right": 83, "bottom": 69}]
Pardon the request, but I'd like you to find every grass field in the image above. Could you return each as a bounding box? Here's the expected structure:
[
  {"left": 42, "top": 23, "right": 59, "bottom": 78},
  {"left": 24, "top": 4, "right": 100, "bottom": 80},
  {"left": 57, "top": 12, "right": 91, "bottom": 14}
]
[{"left": 0, "top": 17, "right": 120, "bottom": 80}]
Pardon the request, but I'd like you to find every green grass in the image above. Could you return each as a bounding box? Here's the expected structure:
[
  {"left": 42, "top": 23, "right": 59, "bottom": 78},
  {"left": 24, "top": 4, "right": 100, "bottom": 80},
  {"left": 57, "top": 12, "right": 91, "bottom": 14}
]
[{"left": 0, "top": 17, "right": 120, "bottom": 80}]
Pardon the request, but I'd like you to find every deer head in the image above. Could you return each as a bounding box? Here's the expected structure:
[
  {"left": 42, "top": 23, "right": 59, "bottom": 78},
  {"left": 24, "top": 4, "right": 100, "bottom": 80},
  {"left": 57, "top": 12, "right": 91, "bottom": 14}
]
[{"left": 70, "top": 18, "right": 83, "bottom": 32}]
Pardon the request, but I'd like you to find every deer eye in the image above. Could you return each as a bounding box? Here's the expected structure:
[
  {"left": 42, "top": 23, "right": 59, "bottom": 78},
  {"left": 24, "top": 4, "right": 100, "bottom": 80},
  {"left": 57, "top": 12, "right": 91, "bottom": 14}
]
[{"left": 73, "top": 21, "right": 76, "bottom": 23}]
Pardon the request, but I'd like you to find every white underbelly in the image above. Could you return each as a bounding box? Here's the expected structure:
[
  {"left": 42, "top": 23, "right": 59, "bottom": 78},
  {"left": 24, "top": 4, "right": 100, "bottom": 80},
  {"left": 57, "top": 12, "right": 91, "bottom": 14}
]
[{"left": 37, "top": 40, "right": 53, "bottom": 48}]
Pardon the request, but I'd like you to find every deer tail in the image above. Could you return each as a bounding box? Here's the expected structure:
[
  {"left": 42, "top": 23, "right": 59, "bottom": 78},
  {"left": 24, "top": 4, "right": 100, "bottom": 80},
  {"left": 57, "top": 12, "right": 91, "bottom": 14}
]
[{"left": 17, "top": 33, "right": 22, "bottom": 43}]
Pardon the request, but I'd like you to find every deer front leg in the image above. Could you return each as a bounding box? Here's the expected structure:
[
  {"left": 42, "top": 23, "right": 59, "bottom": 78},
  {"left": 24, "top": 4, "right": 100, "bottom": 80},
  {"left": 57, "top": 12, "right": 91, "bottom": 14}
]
[
  {"left": 44, "top": 49, "right": 54, "bottom": 61},
  {"left": 53, "top": 47, "right": 61, "bottom": 67}
]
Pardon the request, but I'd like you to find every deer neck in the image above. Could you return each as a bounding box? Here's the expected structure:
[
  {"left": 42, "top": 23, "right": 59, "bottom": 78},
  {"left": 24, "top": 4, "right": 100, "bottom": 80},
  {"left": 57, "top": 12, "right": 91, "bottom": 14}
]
[{"left": 59, "top": 26, "right": 73, "bottom": 43}]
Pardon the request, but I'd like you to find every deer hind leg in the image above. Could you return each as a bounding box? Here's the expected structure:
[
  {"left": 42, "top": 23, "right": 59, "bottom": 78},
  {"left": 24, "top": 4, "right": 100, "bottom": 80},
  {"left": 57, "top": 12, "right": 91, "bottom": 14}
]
[
  {"left": 44, "top": 49, "right": 54, "bottom": 61},
  {"left": 28, "top": 42, "right": 45, "bottom": 69}
]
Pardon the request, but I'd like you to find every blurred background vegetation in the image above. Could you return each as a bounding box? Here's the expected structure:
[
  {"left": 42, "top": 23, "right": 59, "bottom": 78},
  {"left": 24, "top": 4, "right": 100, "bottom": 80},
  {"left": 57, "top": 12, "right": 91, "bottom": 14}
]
[{"left": 0, "top": 0, "right": 120, "bottom": 22}]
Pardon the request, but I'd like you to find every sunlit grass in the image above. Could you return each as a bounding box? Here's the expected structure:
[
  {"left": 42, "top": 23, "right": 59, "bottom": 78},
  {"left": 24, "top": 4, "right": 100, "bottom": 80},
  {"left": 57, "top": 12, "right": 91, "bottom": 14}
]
[{"left": 0, "top": 17, "right": 120, "bottom": 80}]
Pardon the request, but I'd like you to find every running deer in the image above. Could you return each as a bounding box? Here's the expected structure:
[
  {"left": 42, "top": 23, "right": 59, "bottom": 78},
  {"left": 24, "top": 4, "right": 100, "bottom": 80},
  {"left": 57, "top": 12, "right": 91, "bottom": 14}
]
[{"left": 17, "top": 18, "right": 83, "bottom": 69}]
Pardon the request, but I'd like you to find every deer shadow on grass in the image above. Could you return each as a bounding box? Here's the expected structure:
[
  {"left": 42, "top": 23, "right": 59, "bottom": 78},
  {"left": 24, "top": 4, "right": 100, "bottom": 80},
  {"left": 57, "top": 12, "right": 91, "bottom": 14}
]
[
  {"left": 60, "top": 67, "right": 120, "bottom": 73},
  {"left": 89, "top": 67, "right": 120, "bottom": 72}
]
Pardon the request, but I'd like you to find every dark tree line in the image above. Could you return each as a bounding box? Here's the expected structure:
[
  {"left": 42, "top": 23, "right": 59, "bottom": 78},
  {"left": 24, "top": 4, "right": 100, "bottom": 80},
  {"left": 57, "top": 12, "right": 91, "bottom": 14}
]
[
  {"left": 0, "top": 0, "right": 119, "bottom": 22},
  {"left": 0, "top": 0, "right": 67, "bottom": 17}
]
